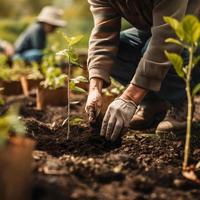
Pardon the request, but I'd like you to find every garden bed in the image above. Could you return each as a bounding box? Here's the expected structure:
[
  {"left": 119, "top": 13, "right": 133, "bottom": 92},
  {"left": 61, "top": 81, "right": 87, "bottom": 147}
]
[{"left": 1, "top": 94, "right": 200, "bottom": 200}]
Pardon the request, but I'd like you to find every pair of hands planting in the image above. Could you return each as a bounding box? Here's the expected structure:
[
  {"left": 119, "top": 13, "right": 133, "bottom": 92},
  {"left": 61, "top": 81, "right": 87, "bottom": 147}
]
[{"left": 85, "top": 78, "right": 147, "bottom": 142}]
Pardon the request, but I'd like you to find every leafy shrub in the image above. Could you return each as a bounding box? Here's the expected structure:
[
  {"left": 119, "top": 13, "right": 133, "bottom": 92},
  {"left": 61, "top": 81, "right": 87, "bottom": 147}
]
[
  {"left": 164, "top": 15, "right": 200, "bottom": 171},
  {"left": 56, "top": 33, "right": 85, "bottom": 140},
  {"left": 0, "top": 105, "right": 25, "bottom": 146},
  {"left": 41, "top": 65, "right": 67, "bottom": 89},
  {"left": 26, "top": 62, "right": 43, "bottom": 80}
]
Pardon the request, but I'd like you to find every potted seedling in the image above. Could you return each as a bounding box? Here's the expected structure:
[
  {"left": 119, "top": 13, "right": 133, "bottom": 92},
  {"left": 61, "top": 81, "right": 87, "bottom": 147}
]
[
  {"left": 36, "top": 65, "right": 68, "bottom": 110},
  {"left": 20, "top": 62, "right": 44, "bottom": 96},
  {"left": 56, "top": 33, "right": 86, "bottom": 140},
  {"left": 0, "top": 105, "right": 35, "bottom": 200},
  {"left": 164, "top": 15, "right": 200, "bottom": 183},
  {"left": 0, "top": 57, "right": 28, "bottom": 96}
]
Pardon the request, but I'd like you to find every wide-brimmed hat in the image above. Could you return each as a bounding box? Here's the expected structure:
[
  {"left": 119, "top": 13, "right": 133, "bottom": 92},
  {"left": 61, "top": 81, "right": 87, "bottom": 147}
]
[{"left": 37, "top": 6, "right": 66, "bottom": 27}]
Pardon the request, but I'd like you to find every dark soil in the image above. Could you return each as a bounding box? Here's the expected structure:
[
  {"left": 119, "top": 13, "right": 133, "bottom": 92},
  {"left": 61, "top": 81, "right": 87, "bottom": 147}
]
[{"left": 2, "top": 94, "right": 200, "bottom": 200}]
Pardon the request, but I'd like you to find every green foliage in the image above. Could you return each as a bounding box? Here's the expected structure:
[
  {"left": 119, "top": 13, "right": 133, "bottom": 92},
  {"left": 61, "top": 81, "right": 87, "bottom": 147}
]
[
  {"left": 192, "top": 83, "right": 200, "bottom": 96},
  {"left": 0, "top": 88, "right": 4, "bottom": 105},
  {"left": 164, "top": 15, "right": 200, "bottom": 171},
  {"left": 164, "top": 15, "right": 200, "bottom": 94},
  {"left": 70, "top": 76, "right": 88, "bottom": 93},
  {"left": 165, "top": 52, "right": 184, "bottom": 78},
  {"left": 41, "top": 66, "right": 67, "bottom": 89},
  {"left": 164, "top": 15, "right": 200, "bottom": 45},
  {"left": 26, "top": 62, "right": 43, "bottom": 80},
  {"left": 0, "top": 105, "right": 26, "bottom": 146},
  {"left": 0, "top": 18, "right": 32, "bottom": 43},
  {"left": 57, "top": 32, "right": 85, "bottom": 140},
  {"left": 70, "top": 116, "right": 84, "bottom": 126},
  {"left": 0, "top": 58, "right": 35, "bottom": 81},
  {"left": 56, "top": 33, "right": 87, "bottom": 93},
  {"left": 0, "top": 54, "right": 8, "bottom": 66},
  {"left": 57, "top": 32, "right": 84, "bottom": 66}
]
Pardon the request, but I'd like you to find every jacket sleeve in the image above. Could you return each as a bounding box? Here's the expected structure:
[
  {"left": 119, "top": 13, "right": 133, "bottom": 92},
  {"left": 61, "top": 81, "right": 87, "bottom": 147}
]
[
  {"left": 31, "top": 25, "right": 46, "bottom": 50},
  {"left": 87, "top": 0, "right": 121, "bottom": 87},
  {"left": 131, "top": 0, "right": 189, "bottom": 91}
]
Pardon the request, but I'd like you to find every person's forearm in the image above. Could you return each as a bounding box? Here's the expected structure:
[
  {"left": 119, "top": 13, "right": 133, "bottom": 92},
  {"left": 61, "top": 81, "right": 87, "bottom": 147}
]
[
  {"left": 89, "top": 78, "right": 103, "bottom": 93},
  {"left": 121, "top": 84, "right": 148, "bottom": 105}
]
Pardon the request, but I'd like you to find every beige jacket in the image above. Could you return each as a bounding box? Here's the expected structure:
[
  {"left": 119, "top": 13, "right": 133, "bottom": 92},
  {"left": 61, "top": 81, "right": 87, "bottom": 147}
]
[{"left": 87, "top": 0, "right": 200, "bottom": 91}]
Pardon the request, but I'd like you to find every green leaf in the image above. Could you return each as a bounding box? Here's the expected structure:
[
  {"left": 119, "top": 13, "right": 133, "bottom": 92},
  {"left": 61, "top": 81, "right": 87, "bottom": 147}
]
[
  {"left": 192, "top": 83, "right": 200, "bottom": 96},
  {"left": 193, "top": 55, "right": 200, "bottom": 66},
  {"left": 0, "top": 105, "right": 26, "bottom": 146},
  {"left": 69, "top": 81, "right": 75, "bottom": 90},
  {"left": 164, "top": 16, "right": 180, "bottom": 30},
  {"left": 164, "top": 16, "right": 185, "bottom": 41},
  {"left": 165, "top": 38, "right": 183, "bottom": 46},
  {"left": 165, "top": 51, "right": 184, "bottom": 78},
  {"left": 71, "top": 76, "right": 88, "bottom": 84},
  {"left": 71, "top": 86, "right": 86, "bottom": 93},
  {"left": 68, "top": 50, "right": 78, "bottom": 62},
  {"left": 182, "top": 15, "right": 200, "bottom": 44},
  {"left": 70, "top": 117, "right": 84, "bottom": 126},
  {"left": 69, "top": 35, "right": 84, "bottom": 46},
  {"left": 0, "top": 98, "right": 4, "bottom": 106}
]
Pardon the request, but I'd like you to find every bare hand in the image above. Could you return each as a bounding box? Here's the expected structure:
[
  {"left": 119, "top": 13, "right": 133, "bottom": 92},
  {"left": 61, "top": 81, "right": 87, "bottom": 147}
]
[{"left": 85, "top": 89, "right": 103, "bottom": 124}]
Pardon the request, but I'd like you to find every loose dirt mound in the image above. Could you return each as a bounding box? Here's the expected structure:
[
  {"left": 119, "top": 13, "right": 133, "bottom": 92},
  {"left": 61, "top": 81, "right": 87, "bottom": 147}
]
[{"left": 1, "top": 95, "right": 200, "bottom": 200}]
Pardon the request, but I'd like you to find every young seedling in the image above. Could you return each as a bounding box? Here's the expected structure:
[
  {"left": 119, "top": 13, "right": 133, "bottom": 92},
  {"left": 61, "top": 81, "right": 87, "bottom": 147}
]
[
  {"left": 56, "top": 33, "right": 84, "bottom": 140},
  {"left": 0, "top": 57, "right": 31, "bottom": 81},
  {"left": 164, "top": 15, "right": 200, "bottom": 173},
  {"left": 26, "top": 62, "right": 43, "bottom": 80},
  {"left": 41, "top": 65, "right": 67, "bottom": 89},
  {"left": 0, "top": 105, "right": 25, "bottom": 147}
]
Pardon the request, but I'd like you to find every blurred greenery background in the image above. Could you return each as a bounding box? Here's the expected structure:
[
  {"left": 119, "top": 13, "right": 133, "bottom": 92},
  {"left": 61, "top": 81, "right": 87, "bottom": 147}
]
[
  {"left": 0, "top": 0, "right": 130, "bottom": 49},
  {"left": 0, "top": 0, "right": 92, "bottom": 48}
]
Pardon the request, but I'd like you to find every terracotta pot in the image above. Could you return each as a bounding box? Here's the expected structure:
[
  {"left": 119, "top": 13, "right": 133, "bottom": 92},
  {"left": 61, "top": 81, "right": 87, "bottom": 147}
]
[
  {"left": 20, "top": 76, "right": 42, "bottom": 96},
  {"left": 0, "top": 137, "right": 35, "bottom": 200},
  {"left": 0, "top": 80, "right": 23, "bottom": 96},
  {"left": 36, "top": 86, "right": 68, "bottom": 110}
]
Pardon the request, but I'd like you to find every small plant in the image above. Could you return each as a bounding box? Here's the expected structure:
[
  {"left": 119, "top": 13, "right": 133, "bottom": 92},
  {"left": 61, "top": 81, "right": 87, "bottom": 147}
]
[
  {"left": 0, "top": 58, "right": 31, "bottom": 81},
  {"left": 41, "top": 65, "right": 67, "bottom": 90},
  {"left": 57, "top": 33, "right": 84, "bottom": 140},
  {"left": 164, "top": 15, "right": 200, "bottom": 174},
  {"left": 70, "top": 75, "right": 88, "bottom": 93},
  {"left": 26, "top": 62, "right": 43, "bottom": 80},
  {"left": 0, "top": 105, "right": 25, "bottom": 146},
  {"left": 0, "top": 54, "right": 8, "bottom": 67}
]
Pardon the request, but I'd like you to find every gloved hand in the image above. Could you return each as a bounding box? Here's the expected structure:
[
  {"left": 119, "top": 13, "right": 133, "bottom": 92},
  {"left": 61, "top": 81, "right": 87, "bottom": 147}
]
[
  {"left": 85, "top": 89, "right": 102, "bottom": 124},
  {"left": 100, "top": 97, "right": 137, "bottom": 142}
]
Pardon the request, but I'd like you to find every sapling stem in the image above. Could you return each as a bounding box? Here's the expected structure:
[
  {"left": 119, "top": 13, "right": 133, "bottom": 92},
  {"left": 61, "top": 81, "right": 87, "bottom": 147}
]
[
  {"left": 183, "top": 47, "right": 194, "bottom": 170},
  {"left": 67, "top": 55, "right": 71, "bottom": 140},
  {"left": 57, "top": 33, "right": 83, "bottom": 140}
]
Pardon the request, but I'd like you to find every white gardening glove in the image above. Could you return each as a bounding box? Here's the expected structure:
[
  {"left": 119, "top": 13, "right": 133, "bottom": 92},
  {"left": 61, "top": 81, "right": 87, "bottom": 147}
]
[{"left": 100, "top": 97, "right": 137, "bottom": 142}]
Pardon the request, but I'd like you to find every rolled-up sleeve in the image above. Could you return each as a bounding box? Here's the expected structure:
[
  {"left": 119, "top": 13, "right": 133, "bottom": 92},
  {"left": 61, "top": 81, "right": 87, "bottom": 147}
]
[
  {"left": 131, "top": 0, "right": 189, "bottom": 91},
  {"left": 87, "top": 0, "right": 121, "bottom": 87}
]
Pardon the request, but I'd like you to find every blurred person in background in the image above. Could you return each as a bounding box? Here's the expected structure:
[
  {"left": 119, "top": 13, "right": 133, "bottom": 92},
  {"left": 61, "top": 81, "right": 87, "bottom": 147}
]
[{"left": 13, "top": 6, "right": 66, "bottom": 63}]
